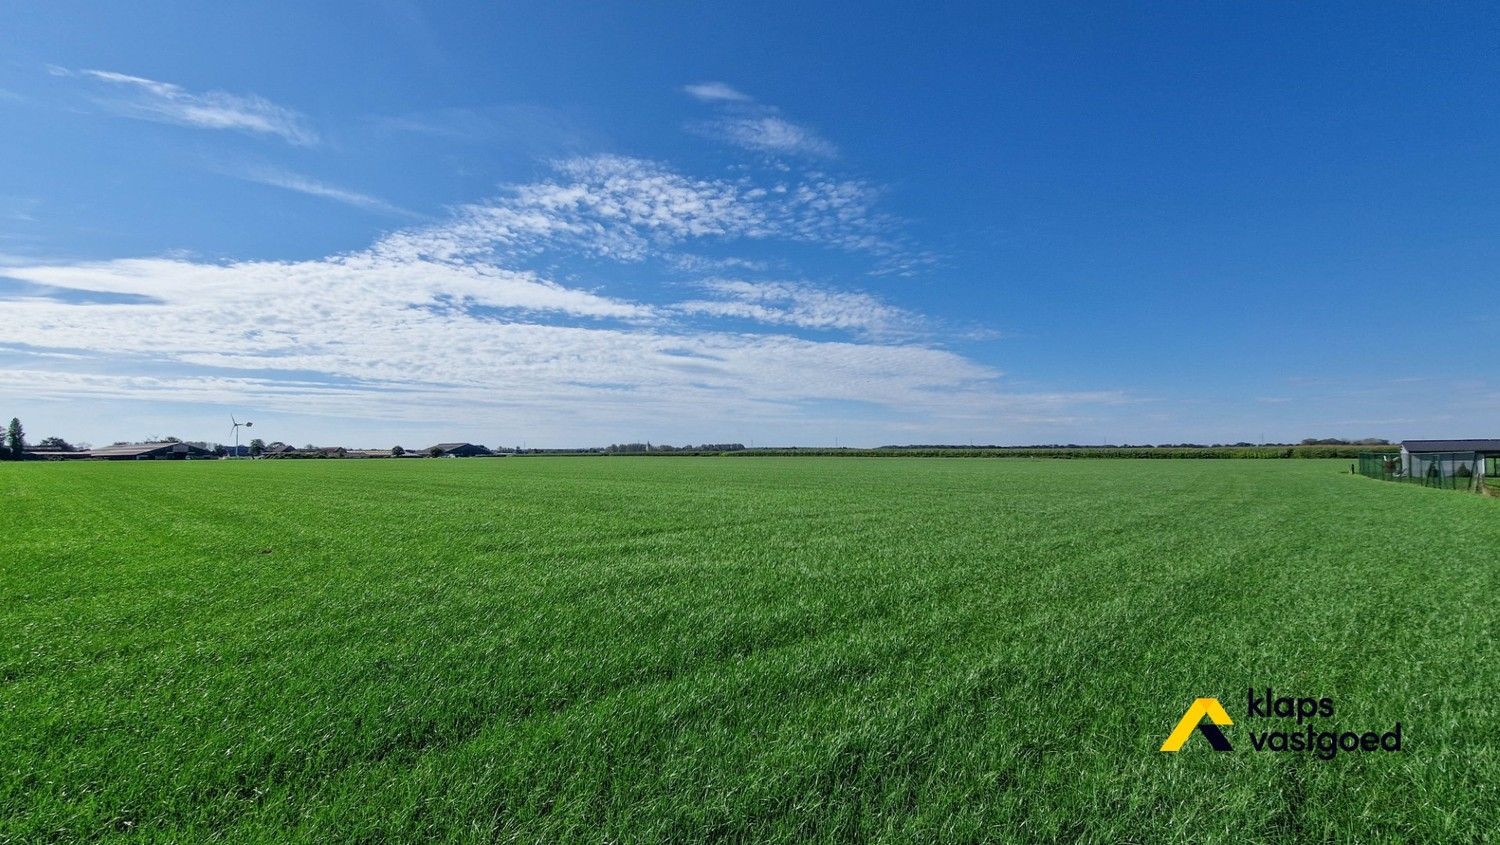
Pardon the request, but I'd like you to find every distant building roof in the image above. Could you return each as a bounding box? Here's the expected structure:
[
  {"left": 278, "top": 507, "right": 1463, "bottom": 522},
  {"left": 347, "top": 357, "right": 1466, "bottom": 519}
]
[
  {"left": 1401, "top": 439, "right": 1500, "bottom": 453},
  {"left": 424, "top": 442, "right": 493, "bottom": 456},
  {"left": 88, "top": 441, "right": 214, "bottom": 458},
  {"left": 24, "top": 449, "right": 90, "bottom": 460}
]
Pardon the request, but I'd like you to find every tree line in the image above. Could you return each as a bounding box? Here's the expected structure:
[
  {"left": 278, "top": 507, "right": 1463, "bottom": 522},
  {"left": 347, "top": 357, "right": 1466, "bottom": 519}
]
[
  {"left": 2, "top": 417, "right": 22, "bottom": 460},
  {"left": 0, "top": 415, "right": 1400, "bottom": 462},
  {"left": 603, "top": 442, "right": 747, "bottom": 454}
]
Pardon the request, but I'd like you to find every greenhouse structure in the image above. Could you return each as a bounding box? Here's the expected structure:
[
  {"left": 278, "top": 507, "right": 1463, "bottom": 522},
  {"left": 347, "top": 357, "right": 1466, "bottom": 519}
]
[{"left": 1358, "top": 439, "right": 1500, "bottom": 490}]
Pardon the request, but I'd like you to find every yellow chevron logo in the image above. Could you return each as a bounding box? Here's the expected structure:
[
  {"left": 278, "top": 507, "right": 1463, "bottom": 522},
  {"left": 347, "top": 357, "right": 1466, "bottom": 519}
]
[{"left": 1161, "top": 697, "right": 1234, "bottom": 752}]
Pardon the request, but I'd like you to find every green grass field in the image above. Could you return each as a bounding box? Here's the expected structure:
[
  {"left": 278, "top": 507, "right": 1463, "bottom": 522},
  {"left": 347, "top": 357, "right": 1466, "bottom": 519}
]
[{"left": 2, "top": 458, "right": 1495, "bottom": 843}]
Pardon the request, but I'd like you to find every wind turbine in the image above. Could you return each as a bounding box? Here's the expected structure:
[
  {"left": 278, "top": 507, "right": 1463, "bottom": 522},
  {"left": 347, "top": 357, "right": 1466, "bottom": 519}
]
[{"left": 230, "top": 415, "right": 253, "bottom": 457}]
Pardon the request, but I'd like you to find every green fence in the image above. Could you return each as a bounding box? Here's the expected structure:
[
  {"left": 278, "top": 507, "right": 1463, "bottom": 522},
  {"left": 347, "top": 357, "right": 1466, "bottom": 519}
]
[{"left": 1358, "top": 450, "right": 1483, "bottom": 491}]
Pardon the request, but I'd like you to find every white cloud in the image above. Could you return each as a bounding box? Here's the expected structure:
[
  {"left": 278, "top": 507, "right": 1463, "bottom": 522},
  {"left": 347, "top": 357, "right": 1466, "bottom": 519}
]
[
  {"left": 65, "top": 68, "right": 318, "bottom": 145},
  {"left": 674, "top": 279, "right": 921, "bottom": 337},
  {"left": 5, "top": 254, "right": 651, "bottom": 323},
  {"left": 0, "top": 154, "right": 1064, "bottom": 441},
  {"left": 0, "top": 254, "right": 998, "bottom": 426},
  {"left": 683, "top": 81, "right": 752, "bottom": 103},
  {"left": 376, "top": 155, "right": 892, "bottom": 263},
  {"left": 681, "top": 80, "right": 836, "bottom": 158},
  {"left": 234, "top": 167, "right": 416, "bottom": 217},
  {"left": 690, "top": 115, "right": 837, "bottom": 158},
  {"left": 665, "top": 253, "right": 770, "bottom": 274}
]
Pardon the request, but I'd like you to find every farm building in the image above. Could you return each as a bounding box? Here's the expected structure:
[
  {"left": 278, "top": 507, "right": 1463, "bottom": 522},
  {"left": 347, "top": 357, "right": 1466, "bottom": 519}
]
[
  {"left": 88, "top": 442, "right": 217, "bottom": 460},
  {"left": 1359, "top": 439, "right": 1499, "bottom": 489},
  {"left": 425, "top": 442, "right": 492, "bottom": 457},
  {"left": 23, "top": 449, "right": 91, "bottom": 460},
  {"left": 1402, "top": 440, "right": 1499, "bottom": 479}
]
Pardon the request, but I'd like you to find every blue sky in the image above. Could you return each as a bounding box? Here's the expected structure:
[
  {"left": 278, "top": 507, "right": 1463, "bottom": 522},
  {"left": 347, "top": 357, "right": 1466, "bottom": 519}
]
[{"left": 2, "top": 2, "right": 1496, "bottom": 448}]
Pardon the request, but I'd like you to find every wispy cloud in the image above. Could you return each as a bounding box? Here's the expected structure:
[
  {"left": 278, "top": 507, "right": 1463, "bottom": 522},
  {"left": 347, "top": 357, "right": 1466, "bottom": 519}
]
[
  {"left": 674, "top": 279, "right": 921, "bottom": 337},
  {"left": 233, "top": 166, "right": 416, "bottom": 217},
  {"left": 3, "top": 196, "right": 41, "bottom": 224},
  {"left": 693, "top": 115, "right": 837, "bottom": 158},
  {"left": 368, "top": 104, "right": 587, "bottom": 154},
  {"left": 377, "top": 154, "right": 894, "bottom": 263},
  {"left": 665, "top": 253, "right": 771, "bottom": 274},
  {"left": 57, "top": 67, "right": 318, "bottom": 145},
  {"left": 683, "top": 81, "right": 751, "bottom": 103},
  {"left": 682, "top": 81, "right": 836, "bottom": 158}
]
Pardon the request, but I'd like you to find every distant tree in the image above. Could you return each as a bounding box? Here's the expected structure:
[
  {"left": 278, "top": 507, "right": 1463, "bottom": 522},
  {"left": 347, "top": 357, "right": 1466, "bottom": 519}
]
[
  {"left": 249, "top": 438, "right": 266, "bottom": 457},
  {"left": 391, "top": 445, "right": 405, "bottom": 457},
  {"left": 427, "top": 446, "right": 444, "bottom": 457},
  {"left": 1301, "top": 437, "right": 1351, "bottom": 446},
  {"left": 212, "top": 444, "right": 228, "bottom": 457},
  {"left": 36, "top": 436, "right": 75, "bottom": 452},
  {"left": 5, "top": 417, "right": 23, "bottom": 460}
]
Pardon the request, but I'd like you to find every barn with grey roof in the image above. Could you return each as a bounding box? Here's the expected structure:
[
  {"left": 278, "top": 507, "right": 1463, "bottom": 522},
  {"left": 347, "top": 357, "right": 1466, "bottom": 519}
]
[
  {"left": 1359, "top": 439, "right": 1499, "bottom": 490},
  {"left": 88, "top": 442, "right": 217, "bottom": 460},
  {"left": 424, "top": 442, "right": 492, "bottom": 457}
]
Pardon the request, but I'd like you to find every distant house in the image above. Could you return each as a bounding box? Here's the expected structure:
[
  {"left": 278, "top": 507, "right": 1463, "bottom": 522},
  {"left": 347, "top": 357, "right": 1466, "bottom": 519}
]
[
  {"left": 344, "top": 449, "right": 391, "bottom": 459},
  {"left": 264, "top": 442, "right": 298, "bottom": 456},
  {"left": 88, "top": 442, "right": 217, "bottom": 461},
  {"left": 1400, "top": 440, "right": 1500, "bottom": 480},
  {"left": 424, "top": 442, "right": 492, "bottom": 457}
]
